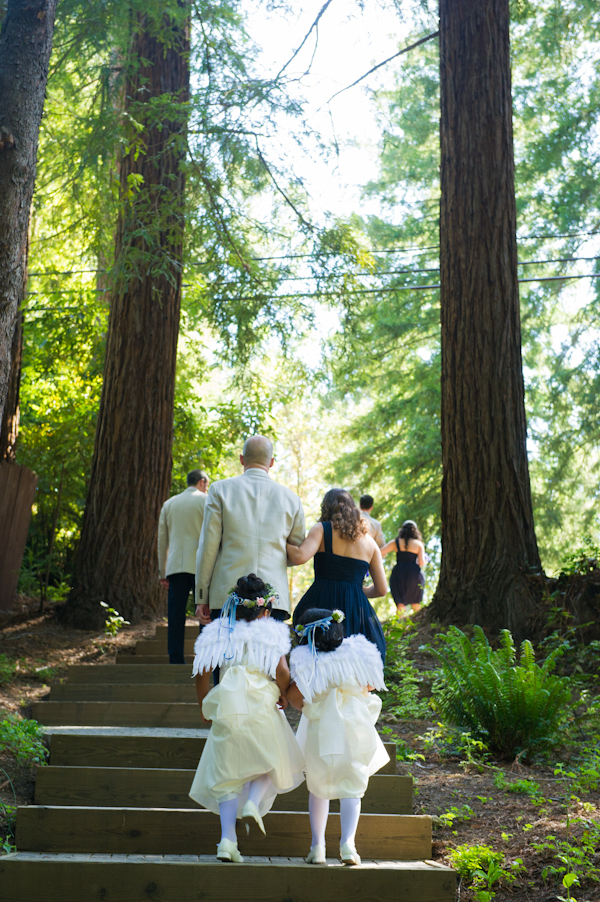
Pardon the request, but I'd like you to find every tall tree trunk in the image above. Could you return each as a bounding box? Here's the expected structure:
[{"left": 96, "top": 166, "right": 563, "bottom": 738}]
[
  {"left": 60, "top": 7, "right": 190, "bottom": 629},
  {"left": 0, "top": 0, "right": 56, "bottom": 433},
  {"left": 0, "top": 308, "right": 22, "bottom": 461},
  {"left": 429, "top": 0, "right": 542, "bottom": 640}
]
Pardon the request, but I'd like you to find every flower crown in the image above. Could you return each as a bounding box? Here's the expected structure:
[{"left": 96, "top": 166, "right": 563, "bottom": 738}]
[
  {"left": 226, "top": 583, "right": 279, "bottom": 610},
  {"left": 294, "top": 609, "right": 345, "bottom": 636}
]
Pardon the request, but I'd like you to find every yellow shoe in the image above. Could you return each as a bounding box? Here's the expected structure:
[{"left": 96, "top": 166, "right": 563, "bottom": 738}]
[
  {"left": 242, "top": 798, "right": 266, "bottom": 836},
  {"left": 216, "top": 838, "right": 244, "bottom": 862},
  {"left": 306, "top": 844, "right": 326, "bottom": 864},
  {"left": 340, "top": 842, "right": 361, "bottom": 866}
]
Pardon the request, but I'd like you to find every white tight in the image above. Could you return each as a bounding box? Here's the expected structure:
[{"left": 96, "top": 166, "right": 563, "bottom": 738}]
[
  {"left": 218, "top": 797, "right": 238, "bottom": 843},
  {"left": 218, "top": 774, "right": 272, "bottom": 842},
  {"left": 308, "top": 792, "right": 361, "bottom": 847}
]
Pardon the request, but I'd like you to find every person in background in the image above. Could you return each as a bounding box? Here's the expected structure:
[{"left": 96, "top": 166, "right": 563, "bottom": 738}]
[
  {"left": 359, "top": 494, "right": 385, "bottom": 548},
  {"left": 380, "top": 519, "right": 426, "bottom": 615},
  {"left": 158, "top": 470, "right": 209, "bottom": 664}
]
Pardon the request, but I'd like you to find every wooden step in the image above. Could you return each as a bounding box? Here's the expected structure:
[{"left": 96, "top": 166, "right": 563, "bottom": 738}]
[
  {"left": 0, "top": 853, "right": 456, "bottom": 902},
  {"left": 16, "top": 806, "right": 431, "bottom": 859},
  {"left": 67, "top": 664, "right": 192, "bottom": 683},
  {"left": 134, "top": 639, "right": 195, "bottom": 655},
  {"left": 116, "top": 654, "right": 172, "bottom": 664},
  {"left": 31, "top": 701, "right": 201, "bottom": 728},
  {"left": 48, "top": 733, "right": 397, "bottom": 775},
  {"left": 35, "top": 767, "right": 412, "bottom": 814},
  {"left": 50, "top": 684, "right": 197, "bottom": 703},
  {"left": 155, "top": 625, "right": 201, "bottom": 640}
]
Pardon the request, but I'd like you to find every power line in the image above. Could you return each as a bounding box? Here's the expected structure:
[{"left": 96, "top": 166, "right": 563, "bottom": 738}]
[
  {"left": 24, "top": 271, "right": 600, "bottom": 313},
  {"left": 26, "top": 254, "right": 600, "bottom": 283}
]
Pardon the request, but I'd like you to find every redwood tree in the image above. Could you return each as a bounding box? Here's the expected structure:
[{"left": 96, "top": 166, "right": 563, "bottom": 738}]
[
  {"left": 60, "top": 6, "right": 190, "bottom": 628},
  {"left": 0, "top": 0, "right": 57, "bottom": 434},
  {"left": 430, "top": 0, "right": 542, "bottom": 639}
]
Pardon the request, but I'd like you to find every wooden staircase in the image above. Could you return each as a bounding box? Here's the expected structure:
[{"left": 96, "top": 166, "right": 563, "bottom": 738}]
[{"left": 0, "top": 624, "right": 455, "bottom": 901}]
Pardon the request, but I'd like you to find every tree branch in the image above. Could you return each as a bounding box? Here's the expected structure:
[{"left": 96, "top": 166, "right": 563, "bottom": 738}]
[
  {"left": 326, "top": 31, "right": 439, "bottom": 105},
  {"left": 275, "top": 0, "right": 336, "bottom": 80}
]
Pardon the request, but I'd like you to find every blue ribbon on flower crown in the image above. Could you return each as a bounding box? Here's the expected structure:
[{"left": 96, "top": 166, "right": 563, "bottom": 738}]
[
  {"left": 294, "top": 615, "right": 334, "bottom": 659},
  {"left": 219, "top": 592, "right": 245, "bottom": 657}
]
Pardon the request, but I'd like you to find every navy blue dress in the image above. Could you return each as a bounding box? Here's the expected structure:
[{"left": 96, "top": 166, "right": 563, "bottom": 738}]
[
  {"left": 390, "top": 540, "right": 425, "bottom": 608},
  {"left": 292, "top": 521, "right": 386, "bottom": 663}
]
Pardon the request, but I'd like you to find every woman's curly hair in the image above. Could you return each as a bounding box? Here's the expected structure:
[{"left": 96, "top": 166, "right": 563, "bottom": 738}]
[{"left": 319, "top": 488, "right": 368, "bottom": 541}]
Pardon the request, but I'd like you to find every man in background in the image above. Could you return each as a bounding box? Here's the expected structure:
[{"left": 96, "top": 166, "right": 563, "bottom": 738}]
[
  {"left": 195, "top": 435, "right": 305, "bottom": 624},
  {"left": 158, "top": 470, "right": 209, "bottom": 663},
  {"left": 359, "top": 494, "right": 385, "bottom": 548}
]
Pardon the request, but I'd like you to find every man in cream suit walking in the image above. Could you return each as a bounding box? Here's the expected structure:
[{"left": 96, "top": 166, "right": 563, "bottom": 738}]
[
  {"left": 158, "top": 470, "right": 209, "bottom": 663},
  {"left": 195, "top": 436, "right": 305, "bottom": 624}
]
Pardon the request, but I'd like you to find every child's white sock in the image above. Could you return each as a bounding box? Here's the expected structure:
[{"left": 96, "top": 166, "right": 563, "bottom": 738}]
[
  {"left": 309, "top": 792, "right": 329, "bottom": 847},
  {"left": 247, "top": 773, "right": 271, "bottom": 807},
  {"left": 219, "top": 797, "right": 239, "bottom": 842},
  {"left": 339, "top": 797, "right": 361, "bottom": 846}
]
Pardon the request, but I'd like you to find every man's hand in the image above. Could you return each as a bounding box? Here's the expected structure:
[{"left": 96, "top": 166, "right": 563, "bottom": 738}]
[
  {"left": 196, "top": 603, "right": 212, "bottom": 626},
  {"left": 159, "top": 578, "right": 169, "bottom": 590}
]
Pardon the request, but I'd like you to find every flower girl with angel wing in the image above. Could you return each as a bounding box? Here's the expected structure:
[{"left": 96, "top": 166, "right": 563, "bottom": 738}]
[
  {"left": 189, "top": 573, "right": 304, "bottom": 862},
  {"left": 288, "top": 607, "right": 388, "bottom": 866}
]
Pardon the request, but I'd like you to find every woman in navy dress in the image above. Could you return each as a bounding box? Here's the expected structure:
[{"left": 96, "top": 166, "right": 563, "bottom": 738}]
[
  {"left": 288, "top": 489, "right": 387, "bottom": 663},
  {"left": 381, "top": 520, "right": 426, "bottom": 615}
]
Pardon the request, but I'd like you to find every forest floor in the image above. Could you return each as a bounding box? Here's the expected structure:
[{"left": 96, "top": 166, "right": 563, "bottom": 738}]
[{"left": 0, "top": 606, "right": 599, "bottom": 901}]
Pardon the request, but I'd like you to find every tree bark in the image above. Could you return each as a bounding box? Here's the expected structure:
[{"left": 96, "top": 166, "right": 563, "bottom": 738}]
[
  {"left": 0, "top": 308, "right": 22, "bottom": 461},
  {"left": 0, "top": 0, "right": 56, "bottom": 434},
  {"left": 60, "top": 8, "right": 190, "bottom": 628},
  {"left": 430, "top": 0, "right": 542, "bottom": 640}
]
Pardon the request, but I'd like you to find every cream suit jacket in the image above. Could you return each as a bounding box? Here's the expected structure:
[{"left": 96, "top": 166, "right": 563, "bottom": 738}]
[
  {"left": 361, "top": 511, "right": 385, "bottom": 548},
  {"left": 195, "top": 467, "right": 305, "bottom": 613},
  {"left": 158, "top": 487, "right": 207, "bottom": 578}
]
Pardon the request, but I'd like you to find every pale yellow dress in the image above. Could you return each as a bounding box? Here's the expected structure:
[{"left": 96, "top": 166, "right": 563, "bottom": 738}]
[
  {"left": 290, "top": 634, "right": 389, "bottom": 799},
  {"left": 189, "top": 617, "right": 305, "bottom": 816}
]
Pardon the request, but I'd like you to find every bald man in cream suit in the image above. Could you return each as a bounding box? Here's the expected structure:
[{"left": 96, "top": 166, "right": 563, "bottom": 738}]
[{"left": 195, "top": 436, "right": 305, "bottom": 623}]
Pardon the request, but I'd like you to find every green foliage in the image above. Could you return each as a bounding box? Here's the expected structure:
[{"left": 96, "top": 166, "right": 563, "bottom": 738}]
[
  {"left": 435, "top": 804, "right": 474, "bottom": 829},
  {"left": 0, "top": 715, "right": 47, "bottom": 768},
  {"left": 493, "top": 772, "right": 542, "bottom": 798},
  {"left": 0, "top": 800, "right": 17, "bottom": 855},
  {"left": 531, "top": 812, "right": 600, "bottom": 891},
  {"left": 446, "top": 843, "right": 524, "bottom": 901},
  {"left": 429, "top": 626, "right": 572, "bottom": 758},
  {"left": 419, "top": 724, "right": 492, "bottom": 766},
  {"left": 558, "top": 536, "right": 600, "bottom": 577},
  {"left": 0, "top": 655, "right": 17, "bottom": 685},
  {"left": 100, "top": 601, "right": 129, "bottom": 637},
  {"left": 381, "top": 617, "right": 433, "bottom": 720}
]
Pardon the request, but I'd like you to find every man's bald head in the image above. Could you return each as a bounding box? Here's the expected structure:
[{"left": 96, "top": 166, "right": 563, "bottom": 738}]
[{"left": 242, "top": 435, "right": 274, "bottom": 468}]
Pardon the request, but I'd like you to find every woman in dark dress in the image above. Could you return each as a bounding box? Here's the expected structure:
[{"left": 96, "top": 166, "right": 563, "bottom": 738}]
[
  {"left": 288, "top": 489, "right": 387, "bottom": 663},
  {"left": 381, "top": 520, "right": 425, "bottom": 615}
]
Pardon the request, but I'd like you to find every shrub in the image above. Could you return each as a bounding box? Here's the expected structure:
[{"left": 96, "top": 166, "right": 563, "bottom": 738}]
[
  {"left": 100, "top": 601, "right": 130, "bottom": 636},
  {"left": 382, "top": 617, "right": 432, "bottom": 720},
  {"left": 429, "top": 626, "right": 571, "bottom": 759},
  {"left": 0, "top": 714, "right": 47, "bottom": 768},
  {"left": 0, "top": 655, "right": 16, "bottom": 685},
  {"left": 447, "top": 843, "right": 523, "bottom": 901}
]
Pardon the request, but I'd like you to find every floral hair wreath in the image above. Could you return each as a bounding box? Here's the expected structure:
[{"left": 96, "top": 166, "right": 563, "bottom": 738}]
[
  {"left": 226, "top": 583, "right": 279, "bottom": 610},
  {"left": 295, "top": 609, "right": 345, "bottom": 636}
]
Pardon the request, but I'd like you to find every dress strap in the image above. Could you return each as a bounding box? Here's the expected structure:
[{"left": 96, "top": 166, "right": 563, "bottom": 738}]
[
  {"left": 323, "top": 520, "right": 333, "bottom": 554},
  {"left": 395, "top": 537, "right": 400, "bottom": 552}
]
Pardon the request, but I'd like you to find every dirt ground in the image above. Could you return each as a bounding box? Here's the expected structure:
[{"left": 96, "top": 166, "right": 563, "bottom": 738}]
[{"left": 1, "top": 606, "right": 599, "bottom": 901}]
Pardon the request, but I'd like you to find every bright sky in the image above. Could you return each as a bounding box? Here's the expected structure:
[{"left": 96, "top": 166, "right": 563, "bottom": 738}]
[{"left": 242, "top": 0, "right": 420, "bottom": 221}]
